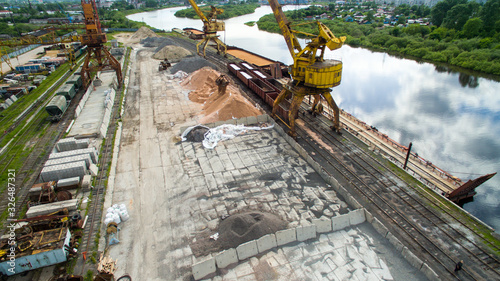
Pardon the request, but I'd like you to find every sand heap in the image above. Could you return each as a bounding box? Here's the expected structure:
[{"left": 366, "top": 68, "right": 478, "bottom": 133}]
[
  {"left": 129, "top": 27, "right": 159, "bottom": 43},
  {"left": 181, "top": 67, "right": 262, "bottom": 123},
  {"left": 152, "top": 45, "right": 192, "bottom": 62}
]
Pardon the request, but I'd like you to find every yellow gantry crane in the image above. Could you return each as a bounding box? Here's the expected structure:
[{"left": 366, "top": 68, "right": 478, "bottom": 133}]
[
  {"left": 268, "top": 0, "right": 346, "bottom": 138},
  {"left": 186, "top": 0, "right": 227, "bottom": 57}
]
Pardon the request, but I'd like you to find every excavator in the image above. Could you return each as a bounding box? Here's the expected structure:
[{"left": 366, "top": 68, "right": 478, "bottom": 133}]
[
  {"left": 186, "top": 0, "right": 227, "bottom": 57},
  {"left": 267, "top": 0, "right": 346, "bottom": 138}
]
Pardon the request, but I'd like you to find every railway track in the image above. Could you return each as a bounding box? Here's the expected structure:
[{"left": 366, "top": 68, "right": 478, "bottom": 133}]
[
  {"left": 0, "top": 72, "right": 83, "bottom": 229},
  {"left": 165, "top": 36, "right": 500, "bottom": 279}
]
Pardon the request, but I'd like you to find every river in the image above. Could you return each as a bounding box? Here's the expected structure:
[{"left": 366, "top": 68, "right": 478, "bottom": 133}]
[{"left": 127, "top": 6, "right": 500, "bottom": 232}]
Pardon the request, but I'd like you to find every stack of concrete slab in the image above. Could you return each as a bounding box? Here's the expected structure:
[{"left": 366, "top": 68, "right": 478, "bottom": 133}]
[
  {"left": 49, "top": 147, "right": 98, "bottom": 164},
  {"left": 26, "top": 199, "right": 79, "bottom": 218},
  {"left": 45, "top": 154, "right": 92, "bottom": 168},
  {"left": 56, "top": 137, "right": 90, "bottom": 152},
  {"left": 40, "top": 161, "right": 87, "bottom": 182},
  {"left": 100, "top": 88, "right": 116, "bottom": 138}
]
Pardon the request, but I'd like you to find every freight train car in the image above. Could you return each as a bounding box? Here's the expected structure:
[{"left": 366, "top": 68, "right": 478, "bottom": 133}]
[
  {"left": 65, "top": 75, "right": 82, "bottom": 90},
  {"left": 228, "top": 62, "right": 290, "bottom": 121},
  {"left": 56, "top": 84, "right": 76, "bottom": 100},
  {"left": 46, "top": 95, "right": 68, "bottom": 122}
]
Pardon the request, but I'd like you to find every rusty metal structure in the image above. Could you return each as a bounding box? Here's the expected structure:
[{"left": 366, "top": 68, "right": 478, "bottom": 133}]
[
  {"left": 448, "top": 172, "right": 496, "bottom": 203},
  {"left": 80, "top": 0, "right": 122, "bottom": 87}
]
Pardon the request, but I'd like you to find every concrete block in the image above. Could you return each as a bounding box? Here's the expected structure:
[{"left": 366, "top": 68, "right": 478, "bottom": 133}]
[
  {"left": 402, "top": 247, "right": 423, "bottom": 270},
  {"left": 420, "top": 263, "right": 439, "bottom": 280},
  {"left": 349, "top": 208, "right": 366, "bottom": 225},
  {"left": 312, "top": 217, "right": 332, "bottom": 233},
  {"left": 246, "top": 116, "right": 257, "bottom": 125},
  {"left": 89, "top": 164, "right": 98, "bottom": 176},
  {"left": 236, "top": 240, "right": 258, "bottom": 261},
  {"left": 256, "top": 234, "right": 277, "bottom": 253},
  {"left": 57, "top": 177, "right": 80, "bottom": 188},
  {"left": 192, "top": 255, "right": 216, "bottom": 280},
  {"left": 40, "top": 161, "right": 87, "bottom": 182},
  {"left": 296, "top": 224, "right": 316, "bottom": 241},
  {"left": 331, "top": 214, "right": 350, "bottom": 231},
  {"left": 214, "top": 248, "right": 237, "bottom": 269},
  {"left": 386, "top": 232, "right": 404, "bottom": 252},
  {"left": 81, "top": 175, "right": 92, "bottom": 189},
  {"left": 256, "top": 114, "right": 269, "bottom": 123},
  {"left": 26, "top": 199, "right": 79, "bottom": 218},
  {"left": 276, "top": 228, "right": 296, "bottom": 246},
  {"left": 372, "top": 218, "right": 389, "bottom": 237},
  {"left": 45, "top": 154, "right": 92, "bottom": 168}
]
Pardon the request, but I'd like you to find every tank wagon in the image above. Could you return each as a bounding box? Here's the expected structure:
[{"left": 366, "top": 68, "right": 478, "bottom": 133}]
[{"left": 46, "top": 95, "right": 69, "bottom": 122}]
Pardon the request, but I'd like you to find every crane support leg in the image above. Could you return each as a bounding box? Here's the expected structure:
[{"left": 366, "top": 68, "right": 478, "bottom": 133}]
[
  {"left": 272, "top": 88, "right": 291, "bottom": 118},
  {"left": 288, "top": 95, "right": 306, "bottom": 138},
  {"left": 321, "top": 92, "right": 341, "bottom": 133}
]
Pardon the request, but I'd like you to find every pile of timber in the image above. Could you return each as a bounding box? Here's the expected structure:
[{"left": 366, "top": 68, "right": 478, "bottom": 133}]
[{"left": 98, "top": 254, "right": 116, "bottom": 275}]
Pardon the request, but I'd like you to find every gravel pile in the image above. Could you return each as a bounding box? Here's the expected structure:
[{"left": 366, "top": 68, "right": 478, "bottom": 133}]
[
  {"left": 141, "top": 37, "right": 175, "bottom": 51},
  {"left": 169, "top": 57, "right": 218, "bottom": 74},
  {"left": 217, "top": 212, "right": 287, "bottom": 249},
  {"left": 129, "top": 27, "right": 159, "bottom": 43},
  {"left": 153, "top": 45, "right": 192, "bottom": 62}
]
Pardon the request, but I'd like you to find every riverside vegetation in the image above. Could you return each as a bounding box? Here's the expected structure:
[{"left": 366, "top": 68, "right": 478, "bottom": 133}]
[
  {"left": 257, "top": 0, "right": 500, "bottom": 76},
  {"left": 174, "top": 3, "right": 260, "bottom": 20}
]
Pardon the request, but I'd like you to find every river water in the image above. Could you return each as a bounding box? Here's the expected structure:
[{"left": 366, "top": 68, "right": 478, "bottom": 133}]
[{"left": 128, "top": 6, "right": 500, "bottom": 232}]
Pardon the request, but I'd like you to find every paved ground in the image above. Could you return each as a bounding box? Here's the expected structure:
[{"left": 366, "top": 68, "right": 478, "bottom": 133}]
[{"left": 101, "top": 43, "right": 427, "bottom": 280}]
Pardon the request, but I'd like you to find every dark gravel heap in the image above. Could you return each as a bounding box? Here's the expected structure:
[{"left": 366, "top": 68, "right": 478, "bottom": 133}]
[
  {"left": 169, "top": 57, "right": 218, "bottom": 74},
  {"left": 217, "top": 211, "right": 287, "bottom": 249},
  {"left": 140, "top": 37, "right": 175, "bottom": 51},
  {"left": 184, "top": 126, "right": 209, "bottom": 142}
]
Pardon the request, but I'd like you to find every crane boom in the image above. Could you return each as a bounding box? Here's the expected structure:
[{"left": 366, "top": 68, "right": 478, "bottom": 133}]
[{"left": 187, "top": 0, "right": 209, "bottom": 23}]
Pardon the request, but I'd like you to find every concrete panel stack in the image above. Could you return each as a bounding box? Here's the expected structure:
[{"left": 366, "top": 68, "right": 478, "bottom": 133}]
[
  {"left": 40, "top": 161, "right": 87, "bottom": 182},
  {"left": 49, "top": 147, "right": 97, "bottom": 164},
  {"left": 26, "top": 199, "right": 79, "bottom": 218},
  {"left": 45, "top": 154, "right": 92, "bottom": 168},
  {"left": 4, "top": 99, "right": 12, "bottom": 106},
  {"left": 10, "top": 95, "right": 17, "bottom": 102},
  {"left": 56, "top": 138, "right": 90, "bottom": 152},
  {"left": 100, "top": 88, "right": 116, "bottom": 138}
]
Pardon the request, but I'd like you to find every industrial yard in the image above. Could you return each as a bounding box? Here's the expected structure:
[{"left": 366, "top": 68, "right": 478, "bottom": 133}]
[{"left": 0, "top": 2, "right": 499, "bottom": 280}]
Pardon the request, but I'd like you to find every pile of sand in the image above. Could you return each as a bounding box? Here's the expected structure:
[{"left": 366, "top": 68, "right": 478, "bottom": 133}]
[
  {"left": 152, "top": 45, "right": 192, "bottom": 62},
  {"left": 181, "top": 67, "right": 262, "bottom": 123},
  {"left": 129, "top": 27, "right": 159, "bottom": 43}
]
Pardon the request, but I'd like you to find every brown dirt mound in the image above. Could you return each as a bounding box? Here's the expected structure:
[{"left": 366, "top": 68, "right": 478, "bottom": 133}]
[
  {"left": 129, "top": 27, "right": 159, "bottom": 43},
  {"left": 152, "top": 45, "right": 192, "bottom": 62},
  {"left": 181, "top": 67, "right": 262, "bottom": 123},
  {"left": 217, "top": 212, "right": 287, "bottom": 249}
]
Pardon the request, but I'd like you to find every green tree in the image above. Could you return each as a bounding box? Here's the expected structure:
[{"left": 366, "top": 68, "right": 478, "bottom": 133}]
[
  {"left": 442, "top": 4, "right": 472, "bottom": 30},
  {"left": 430, "top": 0, "right": 466, "bottom": 27},
  {"left": 462, "top": 17, "right": 483, "bottom": 38},
  {"left": 145, "top": 0, "right": 158, "bottom": 8},
  {"left": 397, "top": 16, "right": 406, "bottom": 25}
]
